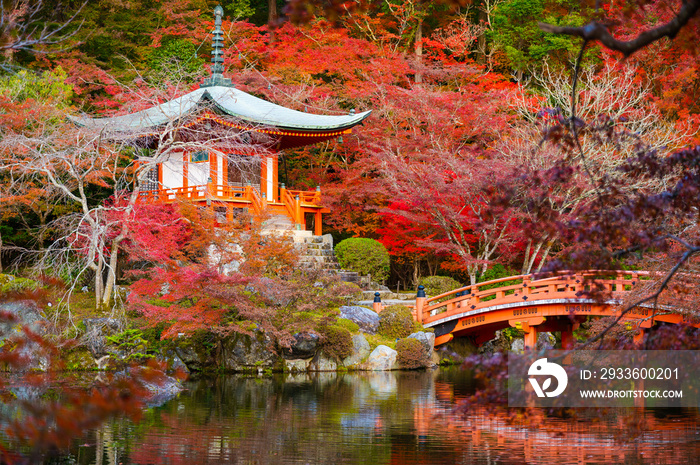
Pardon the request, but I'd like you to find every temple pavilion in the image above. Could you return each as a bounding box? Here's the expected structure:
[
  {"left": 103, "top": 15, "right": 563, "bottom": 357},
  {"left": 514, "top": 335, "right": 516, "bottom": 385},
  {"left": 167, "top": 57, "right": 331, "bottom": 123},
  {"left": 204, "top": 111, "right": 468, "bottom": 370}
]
[{"left": 71, "top": 5, "right": 370, "bottom": 236}]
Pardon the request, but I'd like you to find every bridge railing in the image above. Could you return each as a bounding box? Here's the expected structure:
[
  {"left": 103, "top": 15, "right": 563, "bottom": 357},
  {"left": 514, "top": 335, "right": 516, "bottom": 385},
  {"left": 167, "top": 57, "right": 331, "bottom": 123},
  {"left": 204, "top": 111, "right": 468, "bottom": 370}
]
[{"left": 416, "top": 271, "right": 652, "bottom": 325}]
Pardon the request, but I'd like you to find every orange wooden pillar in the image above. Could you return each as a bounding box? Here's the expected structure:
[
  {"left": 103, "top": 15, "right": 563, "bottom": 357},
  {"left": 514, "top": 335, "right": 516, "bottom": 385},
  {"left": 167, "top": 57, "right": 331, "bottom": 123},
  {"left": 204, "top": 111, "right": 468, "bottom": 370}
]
[
  {"left": 373, "top": 292, "right": 383, "bottom": 313},
  {"left": 510, "top": 317, "right": 545, "bottom": 351},
  {"left": 414, "top": 285, "right": 426, "bottom": 323},
  {"left": 524, "top": 326, "right": 538, "bottom": 350},
  {"left": 561, "top": 328, "right": 574, "bottom": 350},
  {"left": 314, "top": 210, "right": 322, "bottom": 236},
  {"left": 633, "top": 329, "right": 645, "bottom": 345},
  {"left": 183, "top": 152, "right": 189, "bottom": 188},
  {"left": 294, "top": 195, "right": 303, "bottom": 230}
]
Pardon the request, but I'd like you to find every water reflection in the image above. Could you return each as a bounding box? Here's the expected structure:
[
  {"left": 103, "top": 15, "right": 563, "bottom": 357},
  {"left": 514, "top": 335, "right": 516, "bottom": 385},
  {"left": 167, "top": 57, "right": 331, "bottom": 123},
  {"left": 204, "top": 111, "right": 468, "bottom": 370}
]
[{"left": 57, "top": 368, "right": 699, "bottom": 465}]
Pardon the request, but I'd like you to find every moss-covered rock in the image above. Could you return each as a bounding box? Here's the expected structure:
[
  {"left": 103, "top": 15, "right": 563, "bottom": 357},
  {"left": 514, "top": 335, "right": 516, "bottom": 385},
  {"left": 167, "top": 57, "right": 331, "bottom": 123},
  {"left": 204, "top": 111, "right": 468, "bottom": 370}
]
[
  {"left": 378, "top": 305, "right": 414, "bottom": 339},
  {"left": 221, "top": 330, "right": 279, "bottom": 372},
  {"left": 0, "top": 274, "right": 40, "bottom": 294},
  {"left": 63, "top": 347, "right": 96, "bottom": 371},
  {"left": 396, "top": 337, "right": 429, "bottom": 369},
  {"left": 319, "top": 324, "right": 354, "bottom": 361}
]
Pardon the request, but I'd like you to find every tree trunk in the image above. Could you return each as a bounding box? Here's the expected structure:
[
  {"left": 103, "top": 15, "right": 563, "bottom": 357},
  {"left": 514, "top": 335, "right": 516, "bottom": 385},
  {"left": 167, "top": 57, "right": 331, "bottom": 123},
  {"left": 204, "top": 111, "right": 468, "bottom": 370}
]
[
  {"left": 468, "top": 264, "right": 477, "bottom": 286},
  {"left": 268, "top": 0, "right": 278, "bottom": 42},
  {"left": 414, "top": 3, "right": 423, "bottom": 84},
  {"left": 535, "top": 238, "right": 555, "bottom": 273},
  {"left": 268, "top": 0, "right": 278, "bottom": 23},
  {"left": 521, "top": 239, "right": 532, "bottom": 274},
  {"left": 94, "top": 258, "right": 104, "bottom": 310},
  {"left": 412, "top": 259, "right": 420, "bottom": 288},
  {"left": 0, "top": 228, "right": 3, "bottom": 273}
]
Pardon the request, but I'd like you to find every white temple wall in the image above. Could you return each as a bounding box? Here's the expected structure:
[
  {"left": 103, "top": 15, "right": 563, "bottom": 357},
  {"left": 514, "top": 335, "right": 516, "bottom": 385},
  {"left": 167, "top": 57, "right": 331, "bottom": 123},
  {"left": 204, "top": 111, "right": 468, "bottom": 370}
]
[
  {"left": 162, "top": 154, "right": 184, "bottom": 190},
  {"left": 217, "top": 155, "right": 224, "bottom": 186},
  {"left": 188, "top": 161, "right": 210, "bottom": 185}
]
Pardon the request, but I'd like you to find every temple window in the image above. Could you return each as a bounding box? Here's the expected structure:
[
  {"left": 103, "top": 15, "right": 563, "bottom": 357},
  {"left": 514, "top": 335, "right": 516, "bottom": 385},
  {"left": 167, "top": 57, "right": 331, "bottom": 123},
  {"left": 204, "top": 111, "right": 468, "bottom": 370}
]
[{"left": 191, "top": 151, "right": 209, "bottom": 163}]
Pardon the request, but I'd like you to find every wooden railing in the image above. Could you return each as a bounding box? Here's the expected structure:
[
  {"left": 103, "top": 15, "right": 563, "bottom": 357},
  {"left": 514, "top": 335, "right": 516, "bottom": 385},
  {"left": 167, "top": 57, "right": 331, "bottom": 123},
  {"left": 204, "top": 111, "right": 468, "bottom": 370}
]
[
  {"left": 138, "top": 184, "right": 322, "bottom": 215},
  {"left": 280, "top": 187, "right": 301, "bottom": 225},
  {"left": 416, "top": 271, "right": 652, "bottom": 325},
  {"left": 289, "top": 189, "right": 321, "bottom": 204}
]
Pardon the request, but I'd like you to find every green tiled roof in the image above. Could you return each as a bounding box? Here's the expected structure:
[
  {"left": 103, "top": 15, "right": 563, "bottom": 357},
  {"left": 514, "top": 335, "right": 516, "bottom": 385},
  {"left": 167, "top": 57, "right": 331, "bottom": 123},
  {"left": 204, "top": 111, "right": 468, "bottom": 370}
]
[{"left": 70, "top": 86, "right": 371, "bottom": 133}]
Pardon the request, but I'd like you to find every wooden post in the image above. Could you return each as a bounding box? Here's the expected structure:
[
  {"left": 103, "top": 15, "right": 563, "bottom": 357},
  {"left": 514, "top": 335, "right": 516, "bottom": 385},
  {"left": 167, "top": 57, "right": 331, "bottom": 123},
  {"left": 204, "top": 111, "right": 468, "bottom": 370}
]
[
  {"left": 314, "top": 210, "right": 322, "bottom": 236},
  {"left": 295, "top": 194, "right": 302, "bottom": 230},
  {"left": 524, "top": 326, "right": 538, "bottom": 350},
  {"left": 633, "top": 329, "right": 645, "bottom": 345},
  {"left": 415, "top": 285, "right": 426, "bottom": 324},
  {"left": 561, "top": 328, "right": 574, "bottom": 350},
  {"left": 373, "top": 292, "right": 383, "bottom": 313}
]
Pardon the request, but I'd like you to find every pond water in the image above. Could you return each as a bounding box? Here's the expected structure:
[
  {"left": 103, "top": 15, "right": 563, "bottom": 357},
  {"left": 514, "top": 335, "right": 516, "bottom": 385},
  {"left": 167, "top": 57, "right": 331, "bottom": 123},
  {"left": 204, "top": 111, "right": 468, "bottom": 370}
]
[{"left": 45, "top": 367, "right": 699, "bottom": 464}]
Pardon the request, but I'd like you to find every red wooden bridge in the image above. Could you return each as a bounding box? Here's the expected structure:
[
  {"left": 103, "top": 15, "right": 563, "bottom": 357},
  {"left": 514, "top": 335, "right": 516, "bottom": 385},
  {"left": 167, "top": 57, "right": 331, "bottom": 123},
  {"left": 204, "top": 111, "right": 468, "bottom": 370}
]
[{"left": 408, "top": 271, "right": 699, "bottom": 349}]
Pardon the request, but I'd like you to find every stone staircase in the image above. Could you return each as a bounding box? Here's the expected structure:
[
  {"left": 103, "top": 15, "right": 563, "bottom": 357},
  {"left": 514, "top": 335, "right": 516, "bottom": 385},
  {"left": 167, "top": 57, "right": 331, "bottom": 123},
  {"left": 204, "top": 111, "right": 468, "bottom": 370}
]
[
  {"left": 261, "top": 214, "right": 368, "bottom": 283},
  {"left": 296, "top": 234, "right": 340, "bottom": 273}
]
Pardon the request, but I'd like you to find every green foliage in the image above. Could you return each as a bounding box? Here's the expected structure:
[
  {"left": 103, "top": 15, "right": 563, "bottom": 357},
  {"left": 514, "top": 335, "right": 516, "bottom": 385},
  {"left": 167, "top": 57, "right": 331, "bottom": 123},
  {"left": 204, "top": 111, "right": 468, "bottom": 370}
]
[
  {"left": 490, "top": 0, "right": 594, "bottom": 73},
  {"left": 378, "top": 305, "right": 414, "bottom": 339},
  {"left": 319, "top": 324, "right": 354, "bottom": 361},
  {"left": 396, "top": 337, "right": 428, "bottom": 369},
  {"left": 147, "top": 38, "right": 205, "bottom": 81},
  {"left": 225, "top": 0, "right": 255, "bottom": 19},
  {"left": 419, "top": 276, "right": 461, "bottom": 297},
  {"left": 501, "top": 327, "right": 523, "bottom": 341},
  {"left": 477, "top": 265, "right": 520, "bottom": 301},
  {"left": 106, "top": 329, "right": 154, "bottom": 363},
  {"left": 106, "top": 329, "right": 146, "bottom": 351},
  {"left": 335, "top": 238, "right": 390, "bottom": 282},
  {"left": 478, "top": 264, "right": 518, "bottom": 284},
  {"left": 0, "top": 275, "right": 39, "bottom": 294},
  {"left": 0, "top": 68, "right": 73, "bottom": 107}
]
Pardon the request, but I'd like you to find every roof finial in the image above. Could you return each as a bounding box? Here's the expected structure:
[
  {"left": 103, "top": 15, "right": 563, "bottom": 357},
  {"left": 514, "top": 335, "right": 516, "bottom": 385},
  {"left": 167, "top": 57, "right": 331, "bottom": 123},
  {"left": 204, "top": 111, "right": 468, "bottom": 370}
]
[{"left": 201, "top": 5, "right": 233, "bottom": 88}]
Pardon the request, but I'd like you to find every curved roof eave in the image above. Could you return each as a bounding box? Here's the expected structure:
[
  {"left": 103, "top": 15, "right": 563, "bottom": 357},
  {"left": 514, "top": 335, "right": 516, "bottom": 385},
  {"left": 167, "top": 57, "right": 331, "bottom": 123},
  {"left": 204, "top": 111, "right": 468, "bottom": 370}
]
[{"left": 69, "top": 85, "right": 371, "bottom": 133}]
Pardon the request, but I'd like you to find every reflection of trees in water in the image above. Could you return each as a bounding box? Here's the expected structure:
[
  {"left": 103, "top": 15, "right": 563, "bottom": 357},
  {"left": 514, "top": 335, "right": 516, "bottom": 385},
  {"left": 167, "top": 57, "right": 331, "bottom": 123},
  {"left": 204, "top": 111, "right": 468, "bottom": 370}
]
[
  {"left": 425, "top": 379, "right": 700, "bottom": 465},
  {"left": 62, "top": 370, "right": 700, "bottom": 465}
]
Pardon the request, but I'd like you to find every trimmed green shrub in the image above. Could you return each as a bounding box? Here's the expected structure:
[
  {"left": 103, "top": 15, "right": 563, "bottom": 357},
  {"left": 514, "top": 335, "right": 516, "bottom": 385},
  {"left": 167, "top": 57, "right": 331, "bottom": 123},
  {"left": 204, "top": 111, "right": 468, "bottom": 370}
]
[
  {"left": 378, "top": 305, "right": 414, "bottom": 339},
  {"left": 335, "top": 238, "right": 390, "bottom": 282},
  {"left": 320, "top": 325, "right": 354, "bottom": 361},
  {"left": 478, "top": 264, "right": 517, "bottom": 284},
  {"left": 396, "top": 337, "right": 428, "bottom": 369},
  {"left": 419, "top": 276, "right": 461, "bottom": 297}
]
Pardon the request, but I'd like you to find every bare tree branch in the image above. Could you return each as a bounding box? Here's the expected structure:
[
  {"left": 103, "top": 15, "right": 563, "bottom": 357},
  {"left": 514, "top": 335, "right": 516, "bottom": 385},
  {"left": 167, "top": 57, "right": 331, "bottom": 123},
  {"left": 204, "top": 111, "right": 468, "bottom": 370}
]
[{"left": 538, "top": 0, "right": 700, "bottom": 56}]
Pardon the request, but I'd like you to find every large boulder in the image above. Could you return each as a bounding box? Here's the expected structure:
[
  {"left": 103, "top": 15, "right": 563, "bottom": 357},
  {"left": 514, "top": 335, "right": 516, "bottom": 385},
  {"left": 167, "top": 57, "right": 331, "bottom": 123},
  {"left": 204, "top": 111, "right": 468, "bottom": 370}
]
[
  {"left": 408, "top": 331, "right": 435, "bottom": 353},
  {"left": 342, "top": 334, "right": 371, "bottom": 367},
  {"left": 310, "top": 352, "right": 338, "bottom": 371},
  {"left": 161, "top": 350, "right": 190, "bottom": 375},
  {"left": 403, "top": 331, "right": 436, "bottom": 368},
  {"left": 436, "top": 337, "right": 477, "bottom": 364},
  {"left": 221, "top": 330, "right": 279, "bottom": 371},
  {"left": 510, "top": 332, "right": 557, "bottom": 353},
  {"left": 0, "top": 301, "right": 47, "bottom": 336},
  {"left": 63, "top": 347, "right": 98, "bottom": 371},
  {"left": 339, "top": 306, "right": 379, "bottom": 334},
  {"left": 538, "top": 332, "right": 557, "bottom": 350},
  {"left": 0, "top": 301, "right": 50, "bottom": 371},
  {"left": 283, "top": 332, "right": 319, "bottom": 360},
  {"left": 82, "top": 318, "right": 122, "bottom": 357},
  {"left": 511, "top": 338, "right": 525, "bottom": 353},
  {"left": 478, "top": 330, "right": 511, "bottom": 354},
  {"left": 365, "top": 345, "right": 397, "bottom": 371},
  {"left": 174, "top": 338, "right": 217, "bottom": 372}
]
